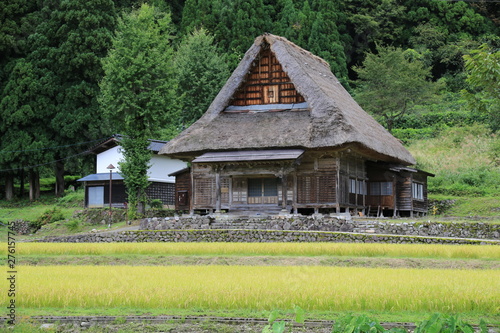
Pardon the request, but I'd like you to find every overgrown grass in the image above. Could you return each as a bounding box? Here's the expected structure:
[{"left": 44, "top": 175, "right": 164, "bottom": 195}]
[
  {"left": 9, "top": 265, "right": 499, "bottom": 314},
  {"left": 407, "top": 124, "right": 500, "bottom": 197},
  {"left": 429, "top": 195, "right": 500, "bottom": 218},
  {"left": 5, "top": 242, "right": 499, "bottom": 259}
]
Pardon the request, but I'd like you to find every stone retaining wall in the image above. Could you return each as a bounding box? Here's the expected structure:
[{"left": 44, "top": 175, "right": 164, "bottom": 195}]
[
  {"left": 41, "top": 230, "right": 499, "bottom": 245},
  {"left": 141, "top": 216, "right": 500, "bottom": 240}
]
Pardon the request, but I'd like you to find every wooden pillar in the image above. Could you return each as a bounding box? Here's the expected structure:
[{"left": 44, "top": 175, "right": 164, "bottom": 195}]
[
  {"left": 215, "top": 169, "right": 221, "bottom": 213},
  {"left": 190, "top": 168, "right": 194, "bottom": 215},
  {"left": 293, "top": 174, "right": 298, "bottom": 214},
  {"left": 393, "top": 176, "right": 397, "bottom": 218},
  {"left": 335, "top": 157, "right": 340, "bottom": 213},
  {"left": 281, "top": 173, "right": 288, "bottom": 210}
]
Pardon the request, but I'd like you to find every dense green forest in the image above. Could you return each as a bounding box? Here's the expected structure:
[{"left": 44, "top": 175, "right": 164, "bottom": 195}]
[{"left": 0, "top": 0, "right": 499, "bottom": 202}]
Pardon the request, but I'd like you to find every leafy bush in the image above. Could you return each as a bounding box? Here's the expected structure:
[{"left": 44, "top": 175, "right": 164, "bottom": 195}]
[
  {"left": 392, "top": 127, "right": 438, "bottom": 144},
  {"left": 65, "top": 218, "right": 82, "bottom": 232},
  {"left": 37, "top": 207, "right": 65, "bottom": 225},
  {"left": 414, "top": 314, "right": 486, "bottom": 333},
  {"left": 332, "top": 314, "right": 406, "bottom": 333},
  {"left": 73, "top": 208, "right": 127, "bottom": 225},
  {"left": 30, "top": 207, "right": 65, "bottom": 231},
  {"left": 149, "top": 199, "right": 163, "bottom": 209},
  {"left": 57, "top": 189, "right": 85, "bottom": 208}
]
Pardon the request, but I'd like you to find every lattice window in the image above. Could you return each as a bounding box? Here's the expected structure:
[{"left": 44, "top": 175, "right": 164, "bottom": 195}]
[
  {"left": 194, "top": 178, "right": 215, "bottom": 206},
  {"left": 145, "top": 182, "right": 175, "bottom": 205},
  {"left": 297, "top": 176, "right": 317, "bottom": 203},
  {"left": 318, "top": 174, "right": 336, "bottom": 203}
]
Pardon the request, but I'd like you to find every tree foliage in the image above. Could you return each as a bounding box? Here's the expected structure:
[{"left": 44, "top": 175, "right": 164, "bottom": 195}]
[
  {"left": 462, "top": 44, "right": 500, "bottom": 131},
  {"left": 354, "top": 46, "right": 438, "bottom": 132},
  {"left": 99, "top": 4, "right": 175, "bottom": 217},
  {"left": 1, "top": 0, "right": 500, "bottom": 199},
  {"left": 172, "top": 28, "right": 229, "bottom": 130}
]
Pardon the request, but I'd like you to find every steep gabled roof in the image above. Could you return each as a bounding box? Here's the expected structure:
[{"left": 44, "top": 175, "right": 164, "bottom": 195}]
[{"left": 161, "top": 34, "right": 416, "bottom": 165}]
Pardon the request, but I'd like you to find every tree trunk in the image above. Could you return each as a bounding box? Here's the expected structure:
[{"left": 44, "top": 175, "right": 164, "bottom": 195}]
[
  {"left": 55, "top": 160, "right": 65, "bottom": 197},
  {"left": 5, "top": 175, "right": 14, "bottom": 201},
  {"left": 136, "top": 188, "right": 146, "bottom": 215},
  {"left": 29, "top": 170, "right": 40, "bottom": 201},
  {"left": 19, "top": 169, "right": 25, "bottom": 198}
]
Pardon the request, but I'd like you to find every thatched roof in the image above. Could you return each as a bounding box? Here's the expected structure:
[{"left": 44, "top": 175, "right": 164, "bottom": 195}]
[{"left": 161, "top": 34, "right": 416, "bottom": 165}]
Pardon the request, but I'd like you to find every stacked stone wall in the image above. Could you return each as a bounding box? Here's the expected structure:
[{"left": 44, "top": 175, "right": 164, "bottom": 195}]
[
  {"left": 41, "top": 229, "right": 499, "bottom": 245},
  {"left": 140, "top": 216, "right": 500, "bottom": 240}
]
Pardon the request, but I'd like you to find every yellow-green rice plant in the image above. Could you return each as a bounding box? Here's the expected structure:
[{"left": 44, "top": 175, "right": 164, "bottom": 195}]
[
  {"left": 5, "top": 242, "right": 500, "bottom": 259},
  {"left": 8, "top": 266, "right": 500, "bottom": 314}
]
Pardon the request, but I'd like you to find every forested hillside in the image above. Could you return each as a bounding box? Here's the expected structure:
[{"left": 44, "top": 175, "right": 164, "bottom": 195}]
[{"left": 1, "top": 0, "right": 499, "bottom": 202}]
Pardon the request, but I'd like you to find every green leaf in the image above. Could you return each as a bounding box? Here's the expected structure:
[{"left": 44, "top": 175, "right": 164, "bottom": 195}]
[
  {"left": 268, "top": 310, "right": 279, "bottom": 324},
  {"left": 293, "top": 305, "right": 305, "bottom": 324},
  {"left": 272, "top": 320, "right": 286, "bottom": 333}
]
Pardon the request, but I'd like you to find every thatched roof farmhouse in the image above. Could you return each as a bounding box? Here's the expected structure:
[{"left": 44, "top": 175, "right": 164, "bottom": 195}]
[{"left": 162, "top": 34, "right": 431, "bottom": 217}]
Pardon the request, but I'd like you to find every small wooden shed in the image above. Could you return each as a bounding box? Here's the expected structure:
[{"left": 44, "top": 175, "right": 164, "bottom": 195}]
[{"left": 162, "top": 34, "right": 432, "bottom": 217}]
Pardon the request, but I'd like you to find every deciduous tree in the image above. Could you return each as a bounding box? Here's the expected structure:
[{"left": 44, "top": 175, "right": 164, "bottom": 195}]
[
  {"left": 353, "top": 46, "right": 437, "bottom": 132},
  {"left": 462, "top": 44, "right": 500, "bottom": 131},
  {"left": 172, "top": 28, "right": 229, "bottom": 130},
  {"left": 99, "top": 4, "right": 176, "bottom": 217}
]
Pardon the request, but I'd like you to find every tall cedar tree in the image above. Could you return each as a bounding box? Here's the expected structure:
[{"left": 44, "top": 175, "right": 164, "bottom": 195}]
[
  {"left": 1, "top": 0, "right": 116, "bottom": 197},
  {"left": 180, "top": 0, "right": 273, "bottom": 69},
  {"left": 354, "top": 46, "right": 437, "bottom": 133},
  {"left": 172, "top": 28, "right": 230, "bottom": 131},
  {"left": 0, "top": 0, "right": 46, "bottom": 199},
  {"left": 47, "top": 0, "right": 116, "bottom": 196},
  {"left": 99, "top": 4, "right": 175, "bottom": 218}
]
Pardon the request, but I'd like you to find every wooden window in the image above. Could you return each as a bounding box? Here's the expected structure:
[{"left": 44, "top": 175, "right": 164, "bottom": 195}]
[
  {"left": 232, "top": 178, "right": 247, "bottom": 204},
  {"left": 412, "top": 182, "right": 424, "bottom": 200},
  {"left": 357, "top": 180, "right": 367, "bottom": 195},
  {"left": 248, "top": 178, "right": 278, "bottom": 204},
  {"left": 349, "top": 179, "right": 366, "bottom": 195},
  {"left": 370, "top": 182, "right": 393, "bottom": 196},
  {"left": 248, "top": 178, "right": 278, "bottom": 197},
  {"left": 194, "top": 178, "right": 215, "bottom": 206}
]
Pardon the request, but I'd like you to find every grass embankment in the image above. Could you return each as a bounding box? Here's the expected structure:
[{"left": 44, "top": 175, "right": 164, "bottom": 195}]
[
  {"left": 407, "top": 125, "right": 500, "bottom": 216},
  {"left": 5, "top": 242, "right": 499, "bottom": 269}
]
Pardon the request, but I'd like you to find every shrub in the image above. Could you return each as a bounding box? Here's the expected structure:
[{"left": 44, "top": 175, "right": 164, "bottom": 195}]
[
  {"left": 37, "top": 207, "right": 65, "bottom": 225},
  {"left": 414, "top": 314, "right": 485, "bottom": 333},
  {"left": 332, "top": 314, "right": 406, "bottom": 333},
  {"left": 57, "top": 189, "right": 85, "bottom": 208},
  {"left": 149, "top": 199, "right": 163, "bottom": 209},
  {"left": 29, "top": 207, "right": 65, "bottom": 232},
  {"left": 65, "top": 218, "right": 82, "bottom": 232}
]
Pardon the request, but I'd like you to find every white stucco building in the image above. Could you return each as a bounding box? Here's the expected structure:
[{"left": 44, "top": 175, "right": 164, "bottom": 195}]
[{"left": 78, "top": 135, "right": 187, "bottom": 208}]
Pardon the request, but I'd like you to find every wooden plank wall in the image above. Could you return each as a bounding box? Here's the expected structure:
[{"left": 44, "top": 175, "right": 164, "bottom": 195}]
[
  {"left": 231, "top": 48, "right": 305, "bottom": 106},
  {"left": 296, "top": 155, "right": 337, "bottom": 205},
  {"left": 396, "top": 175, "right": 412, "bottom": 211},
  {"left": 339, "top": 155, "right": 366, "bottom": 207},
  {"left": 174, "top": 170, "right": 191, "bottom": 211}
]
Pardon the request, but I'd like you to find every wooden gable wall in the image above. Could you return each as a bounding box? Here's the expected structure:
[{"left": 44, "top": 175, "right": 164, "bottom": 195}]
[{"left": 231, "top": 46, "right": 305, "bottom": 106}]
